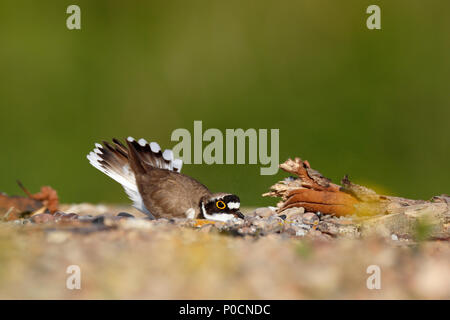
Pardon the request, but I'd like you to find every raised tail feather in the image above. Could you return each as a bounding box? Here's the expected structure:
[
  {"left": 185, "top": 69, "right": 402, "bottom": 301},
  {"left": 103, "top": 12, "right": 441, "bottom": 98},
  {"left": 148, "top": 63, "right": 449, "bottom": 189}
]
[{"left": 86, "top": 137, "right": 183, "bottom": 217}]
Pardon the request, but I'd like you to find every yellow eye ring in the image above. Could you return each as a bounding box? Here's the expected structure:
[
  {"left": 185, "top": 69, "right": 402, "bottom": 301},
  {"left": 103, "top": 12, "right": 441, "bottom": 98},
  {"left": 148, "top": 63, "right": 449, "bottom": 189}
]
[{"left": 216, "top": 200, "right": 226, "bottom": 210}]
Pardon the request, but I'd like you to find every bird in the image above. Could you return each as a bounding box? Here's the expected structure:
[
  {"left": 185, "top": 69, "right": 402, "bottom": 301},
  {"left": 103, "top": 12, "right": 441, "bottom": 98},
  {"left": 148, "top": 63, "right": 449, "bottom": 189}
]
[{"left": 87, "top": 137, "right": 244, "bottom": 221}]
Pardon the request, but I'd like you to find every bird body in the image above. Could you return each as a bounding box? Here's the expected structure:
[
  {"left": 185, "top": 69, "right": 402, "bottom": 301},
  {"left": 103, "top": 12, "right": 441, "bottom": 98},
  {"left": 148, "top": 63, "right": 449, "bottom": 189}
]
[{"left": 87, "top": 137, "right": 243, "bottom": 221}]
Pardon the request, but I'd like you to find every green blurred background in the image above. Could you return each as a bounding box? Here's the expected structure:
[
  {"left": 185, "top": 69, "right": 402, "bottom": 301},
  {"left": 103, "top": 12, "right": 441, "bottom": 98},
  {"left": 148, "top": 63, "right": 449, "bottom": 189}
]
[{"left": 0, "top": 1, "right": 449, "bottom": 206}]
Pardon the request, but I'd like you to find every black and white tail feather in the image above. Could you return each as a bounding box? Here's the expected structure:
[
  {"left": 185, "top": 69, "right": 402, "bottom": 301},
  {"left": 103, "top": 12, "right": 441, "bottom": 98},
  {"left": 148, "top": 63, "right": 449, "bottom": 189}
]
[{"left": 86, "top": 137, "right": 182, "bottom": 218}]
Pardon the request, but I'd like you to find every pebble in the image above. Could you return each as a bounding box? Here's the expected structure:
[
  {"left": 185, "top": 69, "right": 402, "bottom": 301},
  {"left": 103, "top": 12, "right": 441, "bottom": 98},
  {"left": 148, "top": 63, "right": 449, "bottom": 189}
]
[
  {"left": 30, "top": 213, "right": 55, "bottom": 224},
  {"left": 307, "top": 229, "right": 332, "bottom": 240},
  {"left": 289, "top": 214, "right": 304, "bottom": 222},
  {"left": 284, "top": 227, "right": 298, "bottom": 236},
  {"left": 117, "top": 212, "right": 135, "bottom": 218},
  {"left": 253, "top": 207, "right": 276, "bottom": 218},
  {"left": 252, "top": 219, "right": 269, "bottom": 229},
  {"left": 302, "top": 212, "right": 320, "bottom": 225},
  {"left": 62, "top": 213, "right": 79, "bottom": 220},
  {"left": 281, "top": 207, "right": 305, "bottom": 222},
  {"left": 199, "top": 224, "right": 214, "bottom": 233},
  {"left": 267, "top": 215, "right": 284, "bottom": 224},
  {"left": 53, "top": 212, "right": 79, "bottom": 222},
  {"left": 1, "top": 207, "right": 369, "bottom": 240},
  {"left": 77, "top": 215, "right": 95, "bottom": 222},
  {"left": 244, "top": 215, "right": 260, "bottom": 224},
  {"left": 321, "top": 214, "right": 334, "bottom": 220},
  {"left": 92, "top": 215, "right": 105, "bottom": 224},
  {"left": 119, "top": 218, "right": 153, "bottom": 230},
  {"left": 283, "top": 207, "right": 305, "bottom": 217},
  {"left": 237, "top": 226, "right": 257, "bottom": 235},
  {"left": 12, "top": 219, "right": 26, "bottom": 225},
  {"left": 318, "top": 221, "right": 339, "bottom": 235}
]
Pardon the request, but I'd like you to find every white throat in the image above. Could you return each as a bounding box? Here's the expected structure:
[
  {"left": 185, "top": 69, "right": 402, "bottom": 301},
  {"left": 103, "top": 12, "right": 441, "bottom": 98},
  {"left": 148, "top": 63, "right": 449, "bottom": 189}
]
[{"left": 201, "top": 203, "right": 235, "bottom": 222}]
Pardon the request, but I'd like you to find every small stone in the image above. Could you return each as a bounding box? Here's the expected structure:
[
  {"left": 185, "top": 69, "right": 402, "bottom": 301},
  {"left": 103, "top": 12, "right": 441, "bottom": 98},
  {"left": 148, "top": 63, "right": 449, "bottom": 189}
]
[
  {"left": 117, "top": 212, "right": 135, "bottom": 218},
  {"left": 54, "top": 212, "right": 79, "bottom": 222},
  {"left": 92, "top": 215, "right": 105, "bottom": 224},
  {"left": 318, "top": 221, "right": 339, "bottom": 235},
  {"left": 62, "top": 213, "right": 79, "bottom": 220},
  {"left": 13, "top": 218, "right": 32, "bottom": 225},
  {"left": 267, "top": 215, "right": 284, "bottom": 223},
  {"left": 237, "top": 226, "right": 256, "bottom": 235},
  {"left": 336, "top": 219, "right": 354, "bottom": 225},
  {"left": 53, "top": 211, "right": 65, "bottom": 217},
  {"left": 284, "top": 227, "right": 297, "bottom": 236},
  {"left": 307, "top": 229, "right": 332, "bottom": 240},
  {"left": 289, "top": 214, "right": 304, "bottom": 222},
  {"left": 308, "top": 229, "right": 323, "bottom": 237},
  {"left": 254, "top": 207, "right": 276, "bottom": 218},
  {"left": 244, "top": 210, "right": 258, "bottom": 217},
  {"left": 278, "top": 214, "right": 287, "bottom": 220},
  {"left": 283, "top": 207, "right": 305, "bottom": 218},
  {"left": 199, "top": 224, "right": 214, "bottom": 233},
  {"left": 321, "top": 214, "right": 334, "bottom": 220},
  {"left": 119, "top": 218, "right": 153, "bottom": 230},
  {"left": 252, "top": 219, "right": 269, "bottom": 229},
  {"left": 282, "top": 207, "right": 306, "bottom": 222},
  {"left": 244, "top": 215, "right": 260, "bottom": 224},
  {"left": 302, "top": 212, "right": 319, "bottom": 225},
  {"left": 30, "top": 213, "right": 55, "bottom": 224},
  {"left": 53, "top": 212, "right": 78, "bottom": 222},
  {"left": 296, "top": 223, "right": 312, "bottom": 230},
  {"left": 77, "top": 215, "right": 94, "bottom": 222}
]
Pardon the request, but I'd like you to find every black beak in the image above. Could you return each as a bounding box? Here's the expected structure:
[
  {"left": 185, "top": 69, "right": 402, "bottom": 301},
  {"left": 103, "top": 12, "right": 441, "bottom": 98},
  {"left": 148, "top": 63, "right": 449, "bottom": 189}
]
[{"left": 234, "top": 211, "right": 245, "bottom": 219}]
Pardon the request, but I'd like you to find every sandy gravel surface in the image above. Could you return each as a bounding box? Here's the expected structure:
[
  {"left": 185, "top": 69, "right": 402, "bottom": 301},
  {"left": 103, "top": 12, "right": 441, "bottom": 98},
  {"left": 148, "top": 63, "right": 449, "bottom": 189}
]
[{"left": 0, "top": 204, "right": 449, "bottom": 299}]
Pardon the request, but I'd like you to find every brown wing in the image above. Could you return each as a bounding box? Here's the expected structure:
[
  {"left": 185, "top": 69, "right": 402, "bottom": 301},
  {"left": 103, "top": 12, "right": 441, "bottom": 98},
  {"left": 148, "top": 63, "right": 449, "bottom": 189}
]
[{"left": 137, "top": 170, "right": 211, "bottom": 219}]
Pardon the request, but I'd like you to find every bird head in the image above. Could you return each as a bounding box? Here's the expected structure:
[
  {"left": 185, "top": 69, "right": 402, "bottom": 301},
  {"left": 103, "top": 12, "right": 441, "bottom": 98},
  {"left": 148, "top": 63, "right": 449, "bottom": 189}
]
[{"left": 200, "top": 193, "right": 244, "bottom": 222}]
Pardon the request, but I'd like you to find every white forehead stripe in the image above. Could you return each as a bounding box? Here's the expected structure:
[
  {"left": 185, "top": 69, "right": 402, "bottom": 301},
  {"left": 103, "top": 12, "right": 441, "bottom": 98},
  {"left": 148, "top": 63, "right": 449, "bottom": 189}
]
[{"left": 227, "top": 202, "right": 240, "bottom": 209}]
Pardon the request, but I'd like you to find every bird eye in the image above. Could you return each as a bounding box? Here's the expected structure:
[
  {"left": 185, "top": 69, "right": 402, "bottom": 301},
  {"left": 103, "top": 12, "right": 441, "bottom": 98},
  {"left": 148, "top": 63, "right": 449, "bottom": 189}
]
[{"left": 216, "top": 200, "right": 226, "bottom": 210}]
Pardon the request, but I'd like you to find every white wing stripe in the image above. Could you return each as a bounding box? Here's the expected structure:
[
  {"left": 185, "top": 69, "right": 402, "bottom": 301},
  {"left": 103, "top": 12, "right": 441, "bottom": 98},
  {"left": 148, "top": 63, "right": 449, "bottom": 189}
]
[{"left": 87, "top": 138, "right": 183, "bottom": 218}]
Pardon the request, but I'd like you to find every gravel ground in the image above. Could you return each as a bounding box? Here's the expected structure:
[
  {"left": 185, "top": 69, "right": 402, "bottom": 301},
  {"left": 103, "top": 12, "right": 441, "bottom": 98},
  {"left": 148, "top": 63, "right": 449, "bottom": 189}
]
[{"left": 0, "top": 203, "right": 449, "bottom": 299}]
